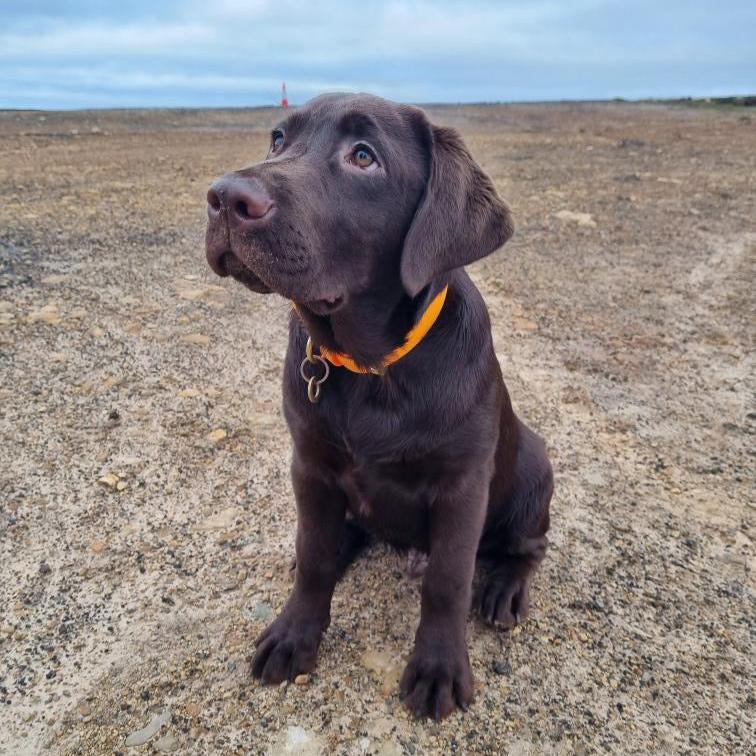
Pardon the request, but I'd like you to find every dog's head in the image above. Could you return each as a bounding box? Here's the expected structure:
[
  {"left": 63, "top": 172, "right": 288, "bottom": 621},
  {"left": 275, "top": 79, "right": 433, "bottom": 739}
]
[{"left": 205, "top": 93, "right": 513, "bottom": 314}]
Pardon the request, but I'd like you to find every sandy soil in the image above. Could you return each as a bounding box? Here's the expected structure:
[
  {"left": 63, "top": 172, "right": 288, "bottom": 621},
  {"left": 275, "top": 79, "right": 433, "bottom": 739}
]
[{"left": 0, "top": 102, "right": 753, "bottom": 755}]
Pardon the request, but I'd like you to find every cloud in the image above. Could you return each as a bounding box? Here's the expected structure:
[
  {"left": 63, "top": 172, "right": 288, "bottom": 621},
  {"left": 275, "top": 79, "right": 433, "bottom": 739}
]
[
  {"left": 0, "top": 22, "right": 212, "bottom": 58},
  {"left": 0, "top": 0, "right": 754, "bottom": 108}
]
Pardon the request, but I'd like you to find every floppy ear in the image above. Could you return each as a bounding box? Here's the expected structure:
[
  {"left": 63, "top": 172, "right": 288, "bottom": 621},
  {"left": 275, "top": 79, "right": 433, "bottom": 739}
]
[{"left": 401, "top": 122, "right": 514, "bottom": 297}]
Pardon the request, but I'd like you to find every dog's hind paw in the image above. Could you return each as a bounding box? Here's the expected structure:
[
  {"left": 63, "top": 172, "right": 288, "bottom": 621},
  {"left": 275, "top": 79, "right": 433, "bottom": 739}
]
[{"left": 478, "top": 570, "right": 531, "bottom": 629}]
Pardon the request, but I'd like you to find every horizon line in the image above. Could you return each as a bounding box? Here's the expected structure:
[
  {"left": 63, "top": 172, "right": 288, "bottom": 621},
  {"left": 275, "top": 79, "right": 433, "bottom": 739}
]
[{"left": 2, "top": 93, "right": 755, "bottom": 115}]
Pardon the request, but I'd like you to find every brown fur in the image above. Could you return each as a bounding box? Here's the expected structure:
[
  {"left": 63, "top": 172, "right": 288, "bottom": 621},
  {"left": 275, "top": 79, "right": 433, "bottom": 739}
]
[{"left": 205, "top": 93, "right": 553, "bottom": 720}]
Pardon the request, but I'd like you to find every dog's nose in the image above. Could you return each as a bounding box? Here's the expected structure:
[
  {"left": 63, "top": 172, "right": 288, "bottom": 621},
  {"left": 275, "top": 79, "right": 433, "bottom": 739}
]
[{"left": 207, "top": 177, "right": 274, "bottom": 229}]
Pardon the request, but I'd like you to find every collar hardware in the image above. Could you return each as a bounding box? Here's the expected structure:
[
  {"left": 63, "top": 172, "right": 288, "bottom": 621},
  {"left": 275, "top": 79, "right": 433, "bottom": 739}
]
[
  {"left": 299, "top": 337, "right": 330, "bottom": 403},
  {"left": 296, "top": 284, "right": 448, "bottom": 401}
]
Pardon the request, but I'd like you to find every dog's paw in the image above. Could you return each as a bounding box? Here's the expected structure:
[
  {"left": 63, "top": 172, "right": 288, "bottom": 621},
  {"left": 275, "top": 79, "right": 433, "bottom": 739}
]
[
  {"left": 478, "top": 569, "right": 531, "bottom": 628},
  {"left": 251, "top": 613, "right": 325, "bottom": 684},
  {"left": 400, "top": 642, "right": 474, "bottom": 720}
]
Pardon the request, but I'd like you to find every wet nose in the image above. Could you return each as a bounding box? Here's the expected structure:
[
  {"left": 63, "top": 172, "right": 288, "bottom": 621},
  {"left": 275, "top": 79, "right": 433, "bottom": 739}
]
[{"left": 207, "top": 176, "right": 274, "bottom": 229}]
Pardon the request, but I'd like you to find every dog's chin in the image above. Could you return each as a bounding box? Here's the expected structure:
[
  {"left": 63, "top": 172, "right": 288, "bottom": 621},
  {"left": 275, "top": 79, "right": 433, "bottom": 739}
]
[
  {"left": 222, "top": 251, "right": 344, "bottom": 313},
  {"left": 222, "top": 252, "right": 272, "bottom": 293},
  {"left": 298, "top": 295, "right": 345, "bottom": 317}
]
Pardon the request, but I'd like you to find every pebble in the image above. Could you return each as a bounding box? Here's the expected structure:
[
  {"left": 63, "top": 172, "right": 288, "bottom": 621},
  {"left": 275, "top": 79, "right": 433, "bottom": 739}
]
[
  {"left": 26, "top": 304, "right": 61, "bottom": 325},
  {"left": 553, "top": 209, "right": 597, "bottom": 227},
  {"left": 124, "top": 708, "right": 171, "bottom": 747},
  {"left": 361, "top": 649, "right": 402, "bottom": 697},
  {"left": 97, "top": 472, "right": 120, "bottom": 489},
  {"left": 197, "top": 507, "right": 237, "bottom": 531},
  {"left": 274, "top": 724, "right": 324, "bottom": 754},
  {"left": 294, "top": 674, "right": 309, "bottom": 685},
  {"left": 250, "top": 601, "right": 273, "bottom": 621},
  {"left": 154, "top": 733, "right": 179, "bottom": 753},
  {"left": 177, "top": 388, "right": 201, "bottom": 398},
  {"left": 180, "top": 333, "right": 210, "bottom": 346}
]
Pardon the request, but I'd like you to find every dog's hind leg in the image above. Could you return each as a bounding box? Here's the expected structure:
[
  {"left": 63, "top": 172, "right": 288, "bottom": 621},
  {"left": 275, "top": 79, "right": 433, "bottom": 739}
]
[
  {"left": 477, "top": 419, "right": 553, "bottom": 627},
  {"left": 336, "top": 519, "right": 371, "bottom": 577}
]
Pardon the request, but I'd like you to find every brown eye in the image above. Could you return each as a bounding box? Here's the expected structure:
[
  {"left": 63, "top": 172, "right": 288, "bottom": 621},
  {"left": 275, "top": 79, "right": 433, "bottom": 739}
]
[
  {"left": 352, "top": 145, "right": 375, "bottom": 168},
  {"left": 271, "top": 131, "right": 284, "bottom": 153}
]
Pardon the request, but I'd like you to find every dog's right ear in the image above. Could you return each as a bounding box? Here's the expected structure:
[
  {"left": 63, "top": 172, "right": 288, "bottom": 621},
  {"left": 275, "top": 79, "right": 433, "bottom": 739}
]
[{"left": 400, "top": 109, "right": 514, "bottom": 298}]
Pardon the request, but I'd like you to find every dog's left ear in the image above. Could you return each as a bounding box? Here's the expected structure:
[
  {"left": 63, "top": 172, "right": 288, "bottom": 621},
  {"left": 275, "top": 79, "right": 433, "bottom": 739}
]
[{"left": 400, "top": 119, "right": 514, "bottom": 298}]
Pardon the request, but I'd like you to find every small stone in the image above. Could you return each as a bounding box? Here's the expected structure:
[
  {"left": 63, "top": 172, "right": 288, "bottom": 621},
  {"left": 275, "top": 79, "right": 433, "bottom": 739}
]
[
  {"left": 493, "top": 660, "right": 511, "bottom": 676},
  {"left": 177, "top": 287, "right": 208, "bottom": 301},
  {"left": 376, "top": 739, "right": 403, "bottom": 755},
  {"left": 185, "top": 703, "right": 201, "bottom": 718},
  {"left": 154, "top": 733, "right": 179, "bottom": 753},
  {"left": 285, "top": 725, "right": 316, "bottom": 750},
  {"left": 206, "top": 428, "right": 227, "bottom": 443},
  {"left": 26, "top": 304, "right": 61, "bottom": 325},
  {"left": 222, "top": 570, "right": 247, "bottom": 591},
  {"left": 177, "top": 388, "right": 201, "bottom": 398},
  {"left": 97, "top": 472, "right": 120, "bottom": 489},
  {"left": 294, "top": 674, "right": 309, "bottom": 685},
  {"left": 77, "top": 702, "right": 91, "bottom": 717},
  {"left": 361, "top": 649, "right": 402, "bottom": 697},
  {"left": 250, "top": 601, "right": 273, "bottom": 622},
  {"left": 39, "top": 562, "right": 52, "bottom": 576},
  {"left": 124, "top": 708, "right": 171, "bottom": 747},
  {"left": 512, "top": 316, "right": 538, "bottom": 333},
  {"left": 553, "top": 209, "right": 597, "bottom": 227},
  {"left": 41, "top": 274, "right": 67, "bottom": 285},
  {"left": 180, "top": 333, "right": 210, "bottom": 347},
  {"left": 90, "top": 540, "right": 107, "bottom": 554},
  {"left": 197, "top": 507, "right": 237, "bottom": 531}
]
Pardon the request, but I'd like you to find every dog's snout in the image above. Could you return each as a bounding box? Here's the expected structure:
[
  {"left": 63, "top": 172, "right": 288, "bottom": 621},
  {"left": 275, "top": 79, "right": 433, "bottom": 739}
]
[{"left": 207, "top": 177, "right": 274, "bottom": 229}]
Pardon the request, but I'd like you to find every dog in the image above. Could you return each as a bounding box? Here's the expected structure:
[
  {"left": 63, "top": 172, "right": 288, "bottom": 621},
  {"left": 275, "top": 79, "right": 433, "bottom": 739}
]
[{"left": 205, "top": 93, "right": 553, "bottom": 720}]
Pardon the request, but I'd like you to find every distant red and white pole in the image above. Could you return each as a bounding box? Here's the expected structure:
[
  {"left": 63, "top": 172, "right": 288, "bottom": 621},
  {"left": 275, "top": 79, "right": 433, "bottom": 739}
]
[{"left": 281, "top": 82, "right": 288, "bottom": 109}]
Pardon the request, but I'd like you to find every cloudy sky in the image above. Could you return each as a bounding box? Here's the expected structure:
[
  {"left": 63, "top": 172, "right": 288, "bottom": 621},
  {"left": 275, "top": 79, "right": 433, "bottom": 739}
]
[{"left": 1, "top": 1, "right": 754, "bottom": 109}]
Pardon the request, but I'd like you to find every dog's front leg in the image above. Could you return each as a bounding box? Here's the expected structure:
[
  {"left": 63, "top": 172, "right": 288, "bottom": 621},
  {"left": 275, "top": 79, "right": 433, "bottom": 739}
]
[
  {"left": 401, "top": 471, "right": 488, "bottom": 720},
  {"left": 251, "top": 457, "right": 346, "bottom": 684}
]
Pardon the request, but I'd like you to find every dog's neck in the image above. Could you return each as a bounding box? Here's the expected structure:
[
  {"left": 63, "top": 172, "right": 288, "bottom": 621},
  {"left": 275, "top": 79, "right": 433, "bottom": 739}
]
[{"left": 298, "top": 283, "right": 438, "bottom": 369}]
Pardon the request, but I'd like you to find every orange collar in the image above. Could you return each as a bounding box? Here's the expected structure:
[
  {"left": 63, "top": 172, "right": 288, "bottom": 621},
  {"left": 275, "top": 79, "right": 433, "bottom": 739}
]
[{"left": 296, "top": 285, "right": 448, "bottom": 374}]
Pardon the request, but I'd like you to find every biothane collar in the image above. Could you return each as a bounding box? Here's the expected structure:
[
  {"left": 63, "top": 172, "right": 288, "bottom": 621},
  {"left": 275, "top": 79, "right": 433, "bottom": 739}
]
[{"left": 295, "top": 285, "right": 448, "bottom": 402}]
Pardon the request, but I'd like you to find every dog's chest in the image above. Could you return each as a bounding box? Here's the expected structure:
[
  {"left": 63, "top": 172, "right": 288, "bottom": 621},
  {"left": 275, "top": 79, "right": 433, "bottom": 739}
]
[{"left": 333, "top": 438, "right": 435, "bottom": 551}]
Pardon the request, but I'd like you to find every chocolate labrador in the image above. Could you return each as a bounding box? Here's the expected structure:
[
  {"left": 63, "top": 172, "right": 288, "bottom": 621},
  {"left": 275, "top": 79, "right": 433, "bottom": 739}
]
[{"left": 205, "top": 93, "right": 553, "bottom": 720}]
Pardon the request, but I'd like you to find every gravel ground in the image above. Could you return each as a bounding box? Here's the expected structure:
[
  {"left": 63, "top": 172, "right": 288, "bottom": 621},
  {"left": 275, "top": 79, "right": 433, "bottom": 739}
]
[{"left": 0, "top": 102, "right": 753, "bottom": 755}]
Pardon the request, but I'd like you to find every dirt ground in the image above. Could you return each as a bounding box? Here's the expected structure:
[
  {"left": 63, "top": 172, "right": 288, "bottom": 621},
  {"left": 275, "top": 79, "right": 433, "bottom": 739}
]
[{"left": 0, "top": 101, "right": 753, "bottom": 755}]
